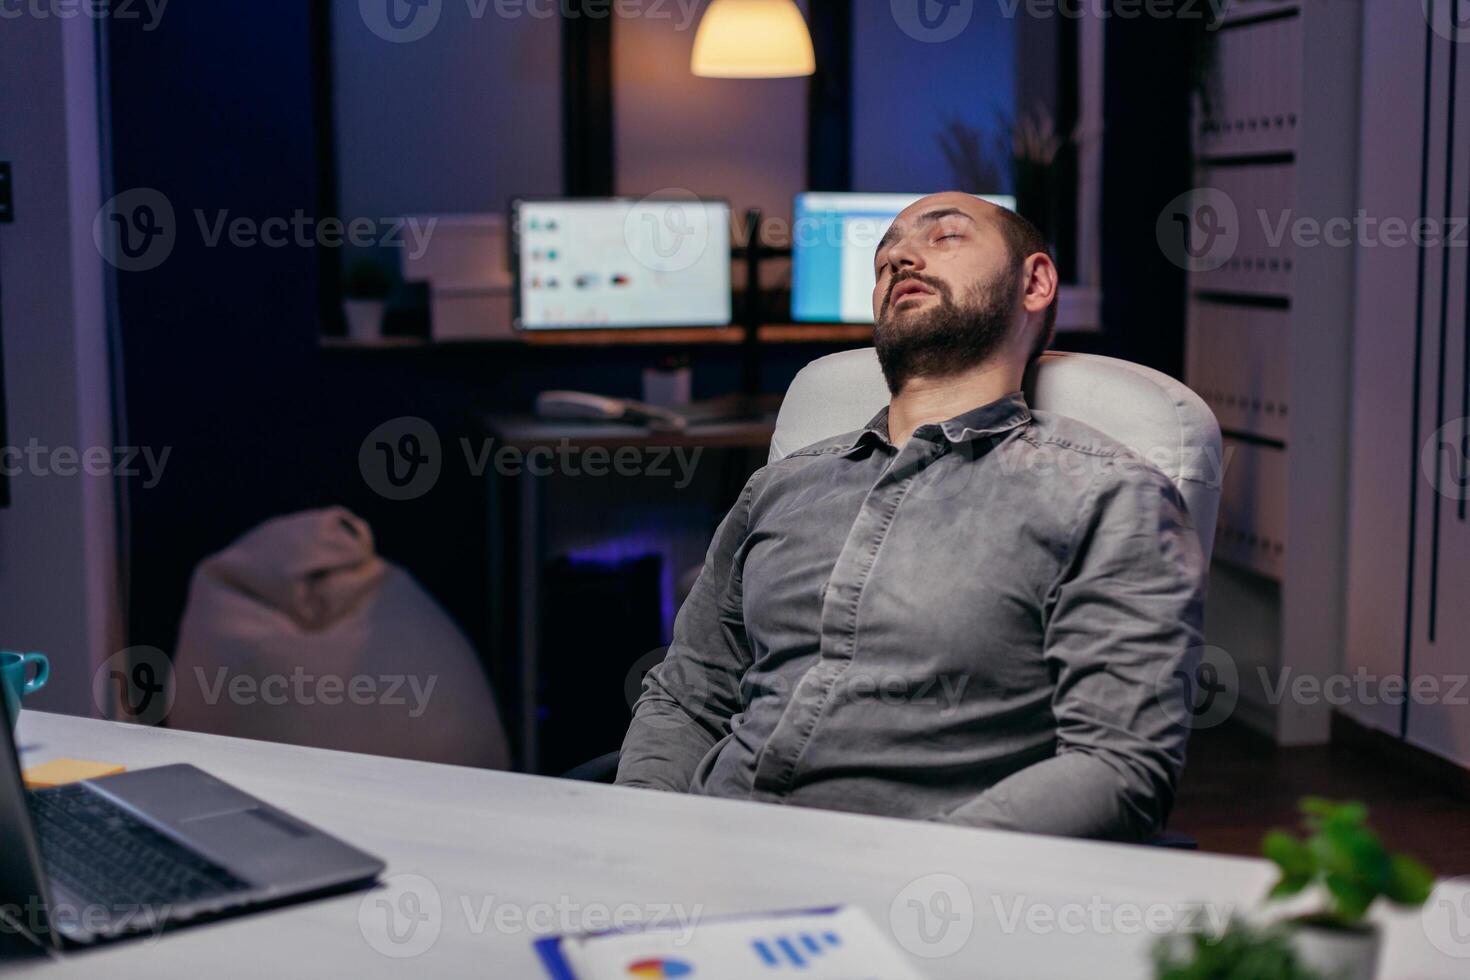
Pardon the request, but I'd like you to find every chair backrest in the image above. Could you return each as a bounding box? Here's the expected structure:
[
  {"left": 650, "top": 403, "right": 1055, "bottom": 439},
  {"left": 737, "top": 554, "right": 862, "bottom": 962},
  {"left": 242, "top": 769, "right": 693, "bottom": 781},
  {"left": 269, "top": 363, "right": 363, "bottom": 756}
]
[{"left": 769, "top": 349, "right": 1223, "bottom": 563}]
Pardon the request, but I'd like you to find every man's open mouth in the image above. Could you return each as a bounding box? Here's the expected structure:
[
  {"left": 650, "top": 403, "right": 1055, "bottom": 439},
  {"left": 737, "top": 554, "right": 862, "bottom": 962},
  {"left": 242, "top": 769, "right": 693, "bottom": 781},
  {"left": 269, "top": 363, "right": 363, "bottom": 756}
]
[{"left": 889, "top": 279, "right": 936, "bottom": 307}]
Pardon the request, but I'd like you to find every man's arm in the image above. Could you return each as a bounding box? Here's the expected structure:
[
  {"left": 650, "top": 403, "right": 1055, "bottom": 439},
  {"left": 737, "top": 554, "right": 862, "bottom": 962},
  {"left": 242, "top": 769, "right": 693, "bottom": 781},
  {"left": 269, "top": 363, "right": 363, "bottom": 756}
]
[
  {"left": 936, "top": 465, "right": 1207, "bottom": 841},
  {"left": 615, "top": 473, "right": 761, "bottom": 791}
]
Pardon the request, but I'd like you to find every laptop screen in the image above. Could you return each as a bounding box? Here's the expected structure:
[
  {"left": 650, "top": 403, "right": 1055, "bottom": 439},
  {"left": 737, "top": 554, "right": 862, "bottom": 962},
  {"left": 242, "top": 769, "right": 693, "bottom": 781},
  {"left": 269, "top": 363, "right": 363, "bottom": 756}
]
[{"left": 0, "top": 712, "right": 59, "bottom": 948}]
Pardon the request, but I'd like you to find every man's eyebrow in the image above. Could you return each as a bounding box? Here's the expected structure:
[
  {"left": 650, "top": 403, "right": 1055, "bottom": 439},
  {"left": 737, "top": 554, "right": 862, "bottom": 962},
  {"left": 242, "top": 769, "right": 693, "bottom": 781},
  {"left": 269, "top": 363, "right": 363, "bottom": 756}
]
[{"left": 873, "top": 208, "right": 979, "bottom": 264}]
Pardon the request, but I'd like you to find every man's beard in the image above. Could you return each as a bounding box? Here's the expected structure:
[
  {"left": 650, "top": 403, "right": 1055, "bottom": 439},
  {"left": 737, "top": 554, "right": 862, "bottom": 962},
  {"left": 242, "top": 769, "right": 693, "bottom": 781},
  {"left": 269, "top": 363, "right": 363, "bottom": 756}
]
[{"left": 873, "top": 269, "right": 1019, "bottom": 395}]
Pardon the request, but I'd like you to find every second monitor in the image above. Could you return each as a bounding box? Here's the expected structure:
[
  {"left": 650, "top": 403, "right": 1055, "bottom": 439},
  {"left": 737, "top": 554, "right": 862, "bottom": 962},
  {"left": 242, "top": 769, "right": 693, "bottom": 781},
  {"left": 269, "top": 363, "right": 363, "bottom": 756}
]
[{"left": 791, "top": 192, "right": 1017, "bottom": 324}]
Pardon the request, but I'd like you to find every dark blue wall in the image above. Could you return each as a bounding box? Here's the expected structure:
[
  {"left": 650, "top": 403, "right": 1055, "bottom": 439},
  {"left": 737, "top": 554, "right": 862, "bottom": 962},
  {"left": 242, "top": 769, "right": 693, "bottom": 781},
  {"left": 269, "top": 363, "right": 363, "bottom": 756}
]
[{"left": 106, "top": 3, "right": 831, "bottom": 660}]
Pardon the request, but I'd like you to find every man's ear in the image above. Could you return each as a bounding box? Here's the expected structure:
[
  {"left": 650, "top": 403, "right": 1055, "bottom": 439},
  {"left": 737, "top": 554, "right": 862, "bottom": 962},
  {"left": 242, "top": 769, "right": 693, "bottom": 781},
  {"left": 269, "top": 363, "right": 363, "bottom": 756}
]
[{"left": 1021, "top": 252, "right": 1059, "bottom": 317}]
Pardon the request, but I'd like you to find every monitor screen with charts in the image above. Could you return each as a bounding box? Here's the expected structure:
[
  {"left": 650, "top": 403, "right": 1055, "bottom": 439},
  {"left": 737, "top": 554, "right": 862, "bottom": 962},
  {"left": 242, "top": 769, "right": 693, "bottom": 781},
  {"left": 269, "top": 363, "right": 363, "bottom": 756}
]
[
  {"left": 790, "top": 192, "right": 1018, "bottom": 324},
  {"left": 512, "top": 198, "right": 733, "bottom": 331}
]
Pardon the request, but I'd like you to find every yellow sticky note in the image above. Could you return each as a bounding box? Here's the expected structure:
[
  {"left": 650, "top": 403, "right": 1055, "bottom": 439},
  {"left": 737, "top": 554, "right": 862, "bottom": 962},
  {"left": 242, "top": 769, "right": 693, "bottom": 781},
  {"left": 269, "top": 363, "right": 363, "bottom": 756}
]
[{"left": 23, "top": 759, "right": 126, "bottom": 789}]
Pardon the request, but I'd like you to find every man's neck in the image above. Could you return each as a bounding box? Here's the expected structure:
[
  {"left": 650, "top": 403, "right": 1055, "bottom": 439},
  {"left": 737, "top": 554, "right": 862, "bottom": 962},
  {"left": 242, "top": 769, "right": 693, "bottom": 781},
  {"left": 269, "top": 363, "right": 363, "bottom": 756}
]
[{"left": 887, "top": 361, "right": 1024, "bottom": 446}]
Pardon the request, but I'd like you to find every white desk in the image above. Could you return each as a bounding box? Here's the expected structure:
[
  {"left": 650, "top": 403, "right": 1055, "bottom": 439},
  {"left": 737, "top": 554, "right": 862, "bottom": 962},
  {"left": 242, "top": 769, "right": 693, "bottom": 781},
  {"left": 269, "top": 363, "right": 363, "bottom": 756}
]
[{"left": 5, "top": 712, "right": 1466, "bottom": 978}]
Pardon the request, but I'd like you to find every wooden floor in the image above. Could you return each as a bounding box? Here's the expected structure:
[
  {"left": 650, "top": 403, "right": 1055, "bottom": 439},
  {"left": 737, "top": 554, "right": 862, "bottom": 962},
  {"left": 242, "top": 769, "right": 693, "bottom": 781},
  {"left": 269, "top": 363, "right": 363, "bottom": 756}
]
[{"left": 1171, "top": 722, "right": 1470, "bottom": 876}]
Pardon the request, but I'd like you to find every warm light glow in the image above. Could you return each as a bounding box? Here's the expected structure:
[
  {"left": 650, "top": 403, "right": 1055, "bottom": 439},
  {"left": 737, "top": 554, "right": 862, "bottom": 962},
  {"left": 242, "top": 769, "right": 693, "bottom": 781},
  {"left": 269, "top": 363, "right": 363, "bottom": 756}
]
[{"left": 690, "top": 0, "right": 816, "bottom": 79}]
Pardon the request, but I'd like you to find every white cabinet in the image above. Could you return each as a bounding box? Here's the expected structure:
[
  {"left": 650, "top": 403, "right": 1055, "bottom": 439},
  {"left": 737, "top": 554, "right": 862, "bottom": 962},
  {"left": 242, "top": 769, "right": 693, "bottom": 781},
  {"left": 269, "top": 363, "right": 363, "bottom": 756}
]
[{"left": 1342, "top": 0, "right": 1470, "bottom": 768}]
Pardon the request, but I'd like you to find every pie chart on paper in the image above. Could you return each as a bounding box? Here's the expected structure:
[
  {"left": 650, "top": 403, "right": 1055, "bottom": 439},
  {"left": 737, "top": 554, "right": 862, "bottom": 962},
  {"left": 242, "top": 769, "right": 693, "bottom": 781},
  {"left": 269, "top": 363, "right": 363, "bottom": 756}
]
[{"left": 625, "top": 959, "right": 694, "bottom": 978}]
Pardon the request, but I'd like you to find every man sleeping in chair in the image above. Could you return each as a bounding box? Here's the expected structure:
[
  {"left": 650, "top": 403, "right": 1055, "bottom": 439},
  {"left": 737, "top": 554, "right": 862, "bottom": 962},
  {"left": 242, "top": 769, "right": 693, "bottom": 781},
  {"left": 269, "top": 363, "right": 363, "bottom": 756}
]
[{"left": 616, "top": 192, "right": 1205, "bottom": 842}]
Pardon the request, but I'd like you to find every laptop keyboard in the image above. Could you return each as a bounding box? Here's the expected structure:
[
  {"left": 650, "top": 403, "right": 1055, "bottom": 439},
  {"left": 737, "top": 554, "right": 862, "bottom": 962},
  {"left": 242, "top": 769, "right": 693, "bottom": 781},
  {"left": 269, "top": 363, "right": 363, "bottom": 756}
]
[{"left": 27, "top": 783, "right": 250, "bottom": 915}]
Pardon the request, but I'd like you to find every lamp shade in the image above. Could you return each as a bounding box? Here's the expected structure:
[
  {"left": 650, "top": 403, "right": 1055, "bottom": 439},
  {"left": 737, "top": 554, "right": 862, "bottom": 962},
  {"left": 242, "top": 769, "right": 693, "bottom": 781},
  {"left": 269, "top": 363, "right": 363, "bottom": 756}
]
[{"left": 690, "top": 0, "right": 816, "bottom": 79}]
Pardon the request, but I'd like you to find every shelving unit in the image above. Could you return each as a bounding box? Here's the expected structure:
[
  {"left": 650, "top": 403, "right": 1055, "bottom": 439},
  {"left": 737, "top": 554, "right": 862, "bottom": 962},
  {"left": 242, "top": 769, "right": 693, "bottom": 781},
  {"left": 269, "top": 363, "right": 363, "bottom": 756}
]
[
  {"left": 1184, "top": 0, "right": 1361, "bottom": 744},
  {"left": 318, "top": 323, "right": 875, "bottom": 350}
]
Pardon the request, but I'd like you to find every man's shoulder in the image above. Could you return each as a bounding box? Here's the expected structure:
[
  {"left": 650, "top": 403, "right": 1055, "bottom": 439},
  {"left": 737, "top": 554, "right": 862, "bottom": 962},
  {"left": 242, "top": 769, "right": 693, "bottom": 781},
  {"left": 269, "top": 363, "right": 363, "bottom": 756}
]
[
  {"left": 1021, "top": 410, "right": 1133, "bottom": 459},
  {"left": 1012, "top": 411, "right": 1183, "bottom": 498},
  {"left": 773, "top": 429, "right": 868, "bottom": 463}
]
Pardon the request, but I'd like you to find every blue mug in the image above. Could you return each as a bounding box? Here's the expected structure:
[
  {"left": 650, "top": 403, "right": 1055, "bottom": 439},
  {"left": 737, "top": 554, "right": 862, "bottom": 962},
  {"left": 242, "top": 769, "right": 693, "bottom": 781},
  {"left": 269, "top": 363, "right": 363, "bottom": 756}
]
[{"left": 1, "top": 651, "right": 49, "bottom": 730}]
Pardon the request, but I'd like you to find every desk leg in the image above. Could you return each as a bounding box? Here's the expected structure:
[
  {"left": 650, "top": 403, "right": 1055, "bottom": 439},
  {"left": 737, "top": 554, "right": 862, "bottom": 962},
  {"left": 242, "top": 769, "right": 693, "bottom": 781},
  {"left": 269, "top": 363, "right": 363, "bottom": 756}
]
[
  {"left": 486, "top": 464, "right": 508, "bottom": 758},
  {"left": 519, "top": 470, "right": 542, "bottom": 774}
]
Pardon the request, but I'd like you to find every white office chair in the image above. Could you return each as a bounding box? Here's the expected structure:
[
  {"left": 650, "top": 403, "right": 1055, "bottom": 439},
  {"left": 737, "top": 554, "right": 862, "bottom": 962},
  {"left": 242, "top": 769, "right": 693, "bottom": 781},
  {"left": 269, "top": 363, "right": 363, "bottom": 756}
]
[{"left": 770, "top": 348, "right": 1222, "bottom": 562}]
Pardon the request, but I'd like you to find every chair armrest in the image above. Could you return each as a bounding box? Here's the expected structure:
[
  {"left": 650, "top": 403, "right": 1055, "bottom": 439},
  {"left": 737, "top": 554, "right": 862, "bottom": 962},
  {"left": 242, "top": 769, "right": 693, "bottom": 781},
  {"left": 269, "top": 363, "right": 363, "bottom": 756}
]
[{"left": 562, "top": 750, "right": 621, "bottom": 783}]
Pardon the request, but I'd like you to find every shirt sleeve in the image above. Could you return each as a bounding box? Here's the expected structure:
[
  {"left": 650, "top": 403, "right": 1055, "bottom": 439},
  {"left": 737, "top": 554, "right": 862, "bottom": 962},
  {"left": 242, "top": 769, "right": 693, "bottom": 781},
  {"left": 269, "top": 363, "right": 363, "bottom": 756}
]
[
  {"left": 615, "top": 472, "right": 761, "bottom": 792},
  {"left": 934, "top": 463, "right": 1207, "bottom": 841}
]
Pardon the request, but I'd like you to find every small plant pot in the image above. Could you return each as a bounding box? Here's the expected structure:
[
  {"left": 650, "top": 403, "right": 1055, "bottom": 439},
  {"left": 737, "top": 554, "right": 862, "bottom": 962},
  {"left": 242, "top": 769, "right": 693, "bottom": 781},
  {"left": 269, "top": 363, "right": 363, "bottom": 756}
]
[
  {"left": 1289, "top": 918, "right": 1380, "bottom": 980},
  {"left": 343, "top": 299, "right": 387, "bottom": 342}
]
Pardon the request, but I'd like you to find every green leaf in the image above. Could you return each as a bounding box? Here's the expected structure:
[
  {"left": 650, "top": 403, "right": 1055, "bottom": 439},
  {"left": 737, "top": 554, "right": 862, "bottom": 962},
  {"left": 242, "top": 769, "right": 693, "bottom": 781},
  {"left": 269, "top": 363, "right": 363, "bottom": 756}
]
[
  {"left": 1324, "top": 872, "right": 1377, "bottom": 924},
  {"left": 1299, "top": 797, "right": 1367, "bottom": 832},
  {"left": 1384, "top": 854, "right": 1434, "bottom": 906},
  {"left": 1269, "top": 875, "right": 1310, "bottom": 899},
  {"left": 1323, "top": 803, "right": 1369, "bottom": 831},
  {"left": 1152, "top": 922, "right": 1324, "bottom": 980},
  {"left": 1263, "top": 830, "right": 1314, "bottom": 879},
  {"left": 1314, "top": 824, "right": 1389, "bottom": 890}
]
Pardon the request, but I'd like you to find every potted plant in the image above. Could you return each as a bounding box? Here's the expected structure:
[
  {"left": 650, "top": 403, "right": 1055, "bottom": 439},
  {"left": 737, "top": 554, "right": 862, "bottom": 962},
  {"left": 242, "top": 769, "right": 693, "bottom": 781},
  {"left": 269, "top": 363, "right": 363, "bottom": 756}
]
[
  {"left": 342, "top": 258, "right": 393, "bottom": 342},
  {"left": 936, "top": 106, "right": 1083, "bottom": 279},
  {"left": 1262, "top": 798, "right": 1435, "bottom": 980},
  {"left": 1154, "top": 921, "right": 1322, "bottom": 979}
]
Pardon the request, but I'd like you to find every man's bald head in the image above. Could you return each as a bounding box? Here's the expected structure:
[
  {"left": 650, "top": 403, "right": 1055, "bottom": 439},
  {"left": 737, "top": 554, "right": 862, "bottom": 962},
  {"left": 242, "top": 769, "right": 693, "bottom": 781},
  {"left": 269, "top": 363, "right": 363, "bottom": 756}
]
[
  {"left": 875, "top": 193, "right": 1058, "bottom": 360},
  {"left": 870, "top": 192, "right": 1060, "bottom": 393}
]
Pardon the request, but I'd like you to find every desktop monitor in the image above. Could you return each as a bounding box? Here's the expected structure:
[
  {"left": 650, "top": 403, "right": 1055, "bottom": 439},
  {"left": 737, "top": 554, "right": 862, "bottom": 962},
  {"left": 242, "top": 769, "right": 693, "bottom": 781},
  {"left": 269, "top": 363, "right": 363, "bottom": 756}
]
[
  {"left": 511, "top": 198, "right": 733, "bottom": 331},
  {"left": 790, "top": 192, "right": 1018, "bottom": 324}
]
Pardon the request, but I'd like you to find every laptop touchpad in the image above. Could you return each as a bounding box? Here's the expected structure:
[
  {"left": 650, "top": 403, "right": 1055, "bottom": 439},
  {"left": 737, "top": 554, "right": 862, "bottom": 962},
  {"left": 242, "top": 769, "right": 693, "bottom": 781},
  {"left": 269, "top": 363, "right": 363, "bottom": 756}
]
[{"left": 180, "top": 807, "right": 310, "bottom": 854}]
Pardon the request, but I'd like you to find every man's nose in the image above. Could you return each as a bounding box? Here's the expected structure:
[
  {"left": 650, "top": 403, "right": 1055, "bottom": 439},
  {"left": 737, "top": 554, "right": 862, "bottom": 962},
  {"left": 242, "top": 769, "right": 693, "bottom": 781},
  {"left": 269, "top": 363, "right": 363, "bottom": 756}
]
[{"left": 887, "top": 237, "right": 923, "bottom": 270}]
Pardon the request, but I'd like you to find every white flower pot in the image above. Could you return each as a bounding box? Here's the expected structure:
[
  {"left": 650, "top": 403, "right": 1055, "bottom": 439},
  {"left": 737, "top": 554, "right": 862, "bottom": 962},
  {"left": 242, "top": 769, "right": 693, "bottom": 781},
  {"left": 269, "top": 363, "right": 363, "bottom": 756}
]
[
  {"left": 1291, "top": 921, "right": 1380, "bottom": 980},
  {"left": 343, "top": 299, "right": 386, "bottom": 342}
]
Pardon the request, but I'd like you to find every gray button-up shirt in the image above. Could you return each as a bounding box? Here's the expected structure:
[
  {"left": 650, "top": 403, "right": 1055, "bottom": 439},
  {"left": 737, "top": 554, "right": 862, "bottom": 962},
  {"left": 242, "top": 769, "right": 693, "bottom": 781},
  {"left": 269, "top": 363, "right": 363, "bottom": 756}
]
[{"left": 617, "top": 392, "right": 1206, "bottom": 842}]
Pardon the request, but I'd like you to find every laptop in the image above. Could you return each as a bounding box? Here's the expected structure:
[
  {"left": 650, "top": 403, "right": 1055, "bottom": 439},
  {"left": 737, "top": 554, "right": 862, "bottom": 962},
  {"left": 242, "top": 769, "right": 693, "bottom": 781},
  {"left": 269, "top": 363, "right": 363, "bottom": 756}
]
[{"left": 0, "top": 714, "right": 385, "bottom": 949}]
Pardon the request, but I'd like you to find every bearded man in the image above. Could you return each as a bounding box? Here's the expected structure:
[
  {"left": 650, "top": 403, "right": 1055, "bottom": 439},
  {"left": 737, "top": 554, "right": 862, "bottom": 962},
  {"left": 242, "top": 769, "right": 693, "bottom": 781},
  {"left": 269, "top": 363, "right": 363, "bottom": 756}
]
[{"left": 616, "top": 192, "right": 1205, "bottom": 843}]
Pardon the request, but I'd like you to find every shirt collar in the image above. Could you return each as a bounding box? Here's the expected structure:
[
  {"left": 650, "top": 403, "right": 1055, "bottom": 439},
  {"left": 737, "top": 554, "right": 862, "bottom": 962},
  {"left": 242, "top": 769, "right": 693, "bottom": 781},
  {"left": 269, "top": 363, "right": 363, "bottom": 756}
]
[{"left": 843, "top": 392, "right": 1032, "bottom": 455}]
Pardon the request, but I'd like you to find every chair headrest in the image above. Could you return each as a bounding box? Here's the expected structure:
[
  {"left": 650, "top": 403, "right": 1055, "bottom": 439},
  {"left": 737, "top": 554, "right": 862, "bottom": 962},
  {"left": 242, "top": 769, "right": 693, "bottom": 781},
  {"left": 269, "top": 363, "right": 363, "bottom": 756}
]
[{"left": 770, "top": 349, "right": 1223, "bottom": 562}]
